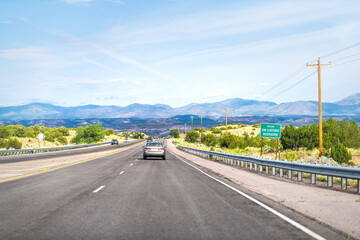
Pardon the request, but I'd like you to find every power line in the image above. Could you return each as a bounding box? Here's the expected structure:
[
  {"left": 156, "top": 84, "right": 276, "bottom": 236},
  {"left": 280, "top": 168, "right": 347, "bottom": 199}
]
[
  {"left": 326, "top": 57, "right": 360, "bottom": 70},
  {"left": 257, "top": 64, "right": 307, "bottom": 99},
  {"left": 267, "top": 70, "right": 317, "bottom": 101},
  {"left": 321, "top": 41, "right": 360, "bottom": 59},
  {"left": 331, "top": 52, "right": 360, "bottom": 62}
]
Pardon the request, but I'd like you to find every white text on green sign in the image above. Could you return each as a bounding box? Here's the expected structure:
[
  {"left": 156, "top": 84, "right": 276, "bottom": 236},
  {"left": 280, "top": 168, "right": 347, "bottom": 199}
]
[{"left": 260, "top": 124, "right": 281, "bottom": 139}]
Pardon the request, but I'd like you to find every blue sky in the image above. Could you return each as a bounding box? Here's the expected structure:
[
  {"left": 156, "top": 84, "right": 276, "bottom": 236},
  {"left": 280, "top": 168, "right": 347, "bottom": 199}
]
[{"left": 1, "top": 0, "right": 360, "bottom": 107}]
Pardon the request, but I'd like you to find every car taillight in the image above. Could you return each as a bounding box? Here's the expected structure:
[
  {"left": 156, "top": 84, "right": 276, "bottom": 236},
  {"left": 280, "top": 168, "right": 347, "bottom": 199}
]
[
  {"left": 144, "top": 148, "right": 151, "bottom": 150},
  {"left": 158, "top": 148, "right": 165, "bottom": 150}
]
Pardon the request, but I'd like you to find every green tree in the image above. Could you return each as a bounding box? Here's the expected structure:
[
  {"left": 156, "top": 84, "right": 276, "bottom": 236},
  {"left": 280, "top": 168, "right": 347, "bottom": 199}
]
[
  {"left": 170, "top": 129, "right": 180, "bottom": 138},
  {"left": 0, "top": 139, "right": 7, "bottom": 148},
  {"left": 71, "top": 124, "right": 105, "bottom": 144},
  {"left": 280, "top": 124, "right": 299, "bottom": 150},
  {"left": 0, "top": 126, "right": 11, "bottom": 138},
  {"left": 14, "top": 128, "right": 26, "bottom": 137},
  {"left": 185, "top": 131, "right": 200, "bottom": 143}
]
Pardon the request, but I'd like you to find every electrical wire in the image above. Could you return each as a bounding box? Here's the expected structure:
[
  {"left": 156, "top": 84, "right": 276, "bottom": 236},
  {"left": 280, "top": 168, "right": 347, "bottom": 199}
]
[
  {"left": 326, "top": 57, "right": 360, "bottom": 70},
  {"left": 321, "top": 41, "right": 360, "bottom": 59},
  {"left": 330, "top": 52, "right": 360, "bottom": 62},
  {"left": 256, "top": 64, "right": 307, "bottom": 99},
  {"left": 267, "top": 70, "right": 317, "bottom": 101}
]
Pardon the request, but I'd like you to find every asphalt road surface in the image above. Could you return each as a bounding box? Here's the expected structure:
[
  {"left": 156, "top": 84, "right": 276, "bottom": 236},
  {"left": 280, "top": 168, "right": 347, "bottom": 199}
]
[
  {"left": 0, "top": 140, "right": 143, "bottom": 164},
  {"left": 0, "top": 142, "right": 346, "bottom": 240}
]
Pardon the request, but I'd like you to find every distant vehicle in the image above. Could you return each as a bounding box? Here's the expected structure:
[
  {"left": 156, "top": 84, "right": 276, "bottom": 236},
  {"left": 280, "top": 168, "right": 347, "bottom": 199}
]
[
  {"left": 147, "top": 137, "right": 153, "bottom": 142},
  {"left": 111, "top": 139, "right": 119, "bottom": 145},
  {"left": 143, "top": 141, "right": 166, "bottom": 160},
  {"left": 124, "top": 138, "right": 130, "bottom": 143}
]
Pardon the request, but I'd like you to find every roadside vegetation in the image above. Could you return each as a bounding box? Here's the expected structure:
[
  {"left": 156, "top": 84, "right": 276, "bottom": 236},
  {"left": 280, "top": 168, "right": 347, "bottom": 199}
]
[
  {"left": 171, "top": 118, "right": 360, "bottom": 167},
  {"left": 0, "top": 124, "right": 146, "bottom": 150}
]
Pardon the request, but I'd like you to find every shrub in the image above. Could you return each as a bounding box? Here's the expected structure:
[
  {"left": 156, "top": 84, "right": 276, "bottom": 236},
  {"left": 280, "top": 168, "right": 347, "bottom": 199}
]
[
  {"left": 211, "top": 127, "right": 222, "bottom": 134},
  {"left": 57, "top": 136, "right": 68, "bottom": 145},
  {"left": 57, "top": 126, "right": 70, "bottom": 136},
  {"left": 185, "top": 131, "right": 200, "bottom": 143},
  {"left": 330, "top": 141, "right": 352, "bottom": 164},
  {"left": 105, "top": 129, "right": 114, "bottom": 136},
  {"left": 201, "top": 133, "right": 217, "bottom": 147},
  {"left": 6, "top": 138, "right": 22, "bottom": 149}
]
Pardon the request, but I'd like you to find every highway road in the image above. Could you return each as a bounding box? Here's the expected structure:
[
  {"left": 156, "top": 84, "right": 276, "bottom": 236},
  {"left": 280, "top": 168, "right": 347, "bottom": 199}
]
[{"left": 0, "top": 142, "right": 346, "bottom": 239}]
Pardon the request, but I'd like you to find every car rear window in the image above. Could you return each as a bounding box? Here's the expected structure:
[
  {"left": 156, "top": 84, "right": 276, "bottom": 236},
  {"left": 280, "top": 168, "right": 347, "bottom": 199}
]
[{"left": 146, "top": 143, "right": 162, "bottom": 147}]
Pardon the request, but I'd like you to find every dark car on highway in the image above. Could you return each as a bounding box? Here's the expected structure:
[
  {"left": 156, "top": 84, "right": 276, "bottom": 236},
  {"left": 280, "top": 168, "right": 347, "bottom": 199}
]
[
  {"left": 147, "top": 137, "right": 153, "bottom": 142},
  {"left": 143, "top": 141, "right": 166, "bottom": 160},
  {"left": 111, "top": 139, "right": 119, "bottom": 145}
]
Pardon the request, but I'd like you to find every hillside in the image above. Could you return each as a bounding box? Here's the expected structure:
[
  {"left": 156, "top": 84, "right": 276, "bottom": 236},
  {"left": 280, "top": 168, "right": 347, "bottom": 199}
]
[{"left": 0, "top": 93, "right": 359, "bottom": 120}]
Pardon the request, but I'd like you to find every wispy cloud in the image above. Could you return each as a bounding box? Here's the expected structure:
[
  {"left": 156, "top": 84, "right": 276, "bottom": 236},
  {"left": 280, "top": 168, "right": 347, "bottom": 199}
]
[
  {"left": 104, "top": 0, "right": 360, "bottom": 48},
  {"left": 0, "top": 46, "right": 52, "bottom": 60},
  {"left": 55, "top": 33, "right": 178, "bottom": 83}
]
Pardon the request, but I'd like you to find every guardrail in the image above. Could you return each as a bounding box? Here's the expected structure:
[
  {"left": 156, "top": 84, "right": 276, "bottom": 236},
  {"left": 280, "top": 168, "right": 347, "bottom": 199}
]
[
  {"left": 0, "top": 142, "right": 111, "bottom": 157},
  {"left": 178, "top": 145, "right": 360, "bottom": 194}
]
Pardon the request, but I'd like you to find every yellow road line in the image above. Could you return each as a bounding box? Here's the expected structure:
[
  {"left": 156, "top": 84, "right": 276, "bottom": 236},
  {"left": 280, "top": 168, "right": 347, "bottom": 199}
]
[{"left": 0, "top": 142, "right": 144, "bottom": 184}]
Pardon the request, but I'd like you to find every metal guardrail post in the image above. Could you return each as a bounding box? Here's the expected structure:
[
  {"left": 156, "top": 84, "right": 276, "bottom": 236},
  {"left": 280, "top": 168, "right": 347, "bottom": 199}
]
[
  {"left": 357, "top": 180, "right": 360, "bottom": 194},
  {"left": 280, "top": 168, "right": 284, "bottom": 177},
  {"left": 311, "top": 174, "right": 316, "bottom": 184},
  {"left": 272, "top": 167, "right": 276, "bottom": 175},
  {"left": 327, "top": 176, "right": 333, "bottom": 187},
  {"left": 298, "top": 172, "right": 302, "bottom": 181},
  {"left": 288, "top": 170, "right": 292, "bottom": 179},
  {"left": 266, "top": 166, "right": 269, "bottom": 174},
  {"left": 341, "top": 178, "right": 347, "bottom": 190}
]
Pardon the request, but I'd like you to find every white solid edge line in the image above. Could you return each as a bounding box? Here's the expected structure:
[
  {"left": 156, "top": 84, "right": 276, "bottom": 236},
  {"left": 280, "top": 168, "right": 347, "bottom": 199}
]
[
  {"left": 120, "top": 171, "right": 125, "bottom": 175},
  {"left": 93, "top": 185, "right": 105, "bottom": 193},
  {"left": 176, "top": 156, "right": 326, "bottom": 240}
]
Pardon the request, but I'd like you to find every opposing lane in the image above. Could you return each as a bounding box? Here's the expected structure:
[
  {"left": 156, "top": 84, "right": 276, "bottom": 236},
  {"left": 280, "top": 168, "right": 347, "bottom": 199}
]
[
  {"left": 0, "top": 143, "right": 345, "bottom": 239},
  {"left": 0, "top": 140, "right": 143, "bottom": 164}
]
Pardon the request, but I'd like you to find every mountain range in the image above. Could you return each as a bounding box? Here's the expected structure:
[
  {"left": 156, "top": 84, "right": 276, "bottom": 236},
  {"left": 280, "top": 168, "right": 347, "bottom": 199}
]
[{"left": 1, "top": 93, "right": 360, "bottom": 121}]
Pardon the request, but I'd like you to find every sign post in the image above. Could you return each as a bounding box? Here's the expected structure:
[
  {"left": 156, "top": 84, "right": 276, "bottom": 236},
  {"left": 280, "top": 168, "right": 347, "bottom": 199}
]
[
  {"left": 37, "top": 133, "right": 45, "bottom": 148},
  {"left": 260, "top": 124, "right": 281, "bottom": 159}
]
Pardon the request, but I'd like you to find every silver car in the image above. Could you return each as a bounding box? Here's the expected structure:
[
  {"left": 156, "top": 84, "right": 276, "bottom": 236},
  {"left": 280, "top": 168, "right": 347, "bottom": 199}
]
[{"left": 143, "top": 141, "right": 166, "bottom": 160}]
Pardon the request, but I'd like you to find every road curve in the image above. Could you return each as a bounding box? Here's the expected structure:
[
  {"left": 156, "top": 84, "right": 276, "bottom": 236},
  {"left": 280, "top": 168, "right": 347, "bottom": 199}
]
[{"left": 0, "top": 143, "right": 345, "bottom": 239}]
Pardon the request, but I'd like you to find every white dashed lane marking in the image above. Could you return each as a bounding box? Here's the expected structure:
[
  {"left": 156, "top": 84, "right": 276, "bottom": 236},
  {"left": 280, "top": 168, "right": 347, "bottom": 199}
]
[
  {"left": 120, "top": 171, "right": 124, "bottom": 175},
  {"left": 93, "top": 185, "right": 105, "bottom": 193}
]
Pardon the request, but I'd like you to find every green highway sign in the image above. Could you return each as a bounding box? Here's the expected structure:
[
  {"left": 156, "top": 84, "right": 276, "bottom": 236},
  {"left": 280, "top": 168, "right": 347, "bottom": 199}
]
[{"left": 260, "top": 124, "right": 281, "bottom": 139}]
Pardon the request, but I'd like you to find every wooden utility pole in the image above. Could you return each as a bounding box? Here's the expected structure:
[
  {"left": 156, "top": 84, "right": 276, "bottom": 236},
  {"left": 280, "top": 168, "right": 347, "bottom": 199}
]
[
  {"left": 190, "top": 116, "right": 194, "bottom": 131},
  {"left": 223, "top": 109, "right": 231, "bottom": 135},
  {"left": 200, "top": 116, "right": 203, "bottom": 143},
  {"left": 307, "top": 58, "right": 330, "bottom": 157}
]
